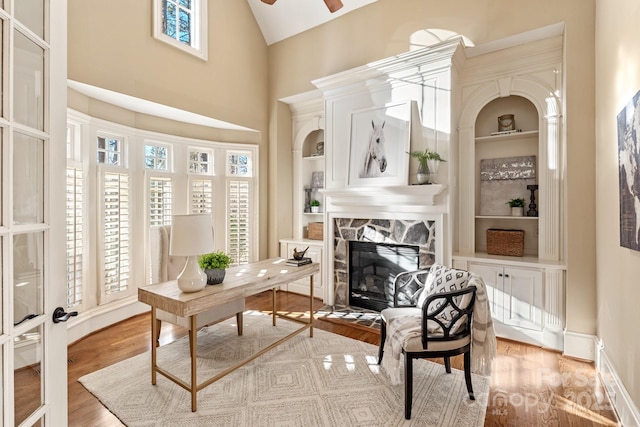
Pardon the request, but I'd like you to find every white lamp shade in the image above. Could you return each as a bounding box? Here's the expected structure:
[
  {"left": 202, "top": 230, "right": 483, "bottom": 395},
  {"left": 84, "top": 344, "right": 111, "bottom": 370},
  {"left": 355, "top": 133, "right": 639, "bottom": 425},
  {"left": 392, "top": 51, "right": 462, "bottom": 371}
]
[{"left": 170, "top": 214, "right": 214, "bottom": 256}]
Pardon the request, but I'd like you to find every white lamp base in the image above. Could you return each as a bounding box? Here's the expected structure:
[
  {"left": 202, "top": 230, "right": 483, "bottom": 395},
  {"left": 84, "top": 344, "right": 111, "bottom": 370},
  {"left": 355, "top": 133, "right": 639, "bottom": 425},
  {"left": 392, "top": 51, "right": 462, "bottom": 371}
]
[{"left": 176, "top": 255, "right": 207, "bottom": 293}]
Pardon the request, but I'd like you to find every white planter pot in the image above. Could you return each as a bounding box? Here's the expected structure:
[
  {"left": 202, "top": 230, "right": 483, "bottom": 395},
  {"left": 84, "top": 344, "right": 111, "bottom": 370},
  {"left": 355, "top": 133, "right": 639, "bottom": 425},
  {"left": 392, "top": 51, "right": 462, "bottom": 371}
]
[
  {"left": 511, "top": 207, "right": 524, "bottom": 216},
  {"left": 311, "top": 206, "right": 320, "bottom": 213}
]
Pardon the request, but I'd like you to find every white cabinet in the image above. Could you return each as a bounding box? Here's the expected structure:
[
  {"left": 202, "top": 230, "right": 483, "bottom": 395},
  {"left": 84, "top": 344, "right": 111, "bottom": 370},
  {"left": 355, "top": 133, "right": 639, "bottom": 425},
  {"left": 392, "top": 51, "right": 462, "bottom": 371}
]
[
  {"left": 469, "top": 262, "right": 543, "bottom": 331},
  {"left": 454, "top": 39, "right": 565, "bottom": 350},
  {"left": 279, "top": 239, "right": 323, "bottom": 297}
]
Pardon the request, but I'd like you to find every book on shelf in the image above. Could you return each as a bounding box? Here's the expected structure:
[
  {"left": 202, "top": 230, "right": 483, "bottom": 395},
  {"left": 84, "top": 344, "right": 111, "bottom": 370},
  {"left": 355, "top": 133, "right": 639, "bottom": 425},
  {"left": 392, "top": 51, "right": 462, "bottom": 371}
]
[{"left": 286, "top": 257, "right": 312, "bottom": 266}]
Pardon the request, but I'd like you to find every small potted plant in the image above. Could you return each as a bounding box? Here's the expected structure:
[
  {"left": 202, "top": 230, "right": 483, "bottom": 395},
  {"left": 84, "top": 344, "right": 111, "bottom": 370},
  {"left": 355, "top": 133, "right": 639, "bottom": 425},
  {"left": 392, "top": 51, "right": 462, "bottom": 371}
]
[
  {"left": 408, "top": 149, "right": 446, "bottom": 184},
  {"left": 310, "top": 199, "right": 321, "bottom": 213},
  {"left": 506, "top": 197, "right": 526, "bottom": 216},
  {"left": 198, "top": 250, "right": 232, "bottom": 285}
]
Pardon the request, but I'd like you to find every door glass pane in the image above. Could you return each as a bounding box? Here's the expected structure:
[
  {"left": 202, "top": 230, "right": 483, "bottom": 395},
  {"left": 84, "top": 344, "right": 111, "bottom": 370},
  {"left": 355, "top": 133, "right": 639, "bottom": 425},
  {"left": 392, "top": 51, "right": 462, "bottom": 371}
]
[
  {"left": 14, "top": 232, "right": 44, "bottom": 324},
  {"left": 14, "top": 324, "right": 43, "bottom": 426},
  {"left": 13, "top": 30, "right": 44, "bottom": 131},
  {"left": 13, "top": 132, "right": 44, "bottom": 224},
  {"left": 14, "top": 0, "right": 44, "bottom": 39}
]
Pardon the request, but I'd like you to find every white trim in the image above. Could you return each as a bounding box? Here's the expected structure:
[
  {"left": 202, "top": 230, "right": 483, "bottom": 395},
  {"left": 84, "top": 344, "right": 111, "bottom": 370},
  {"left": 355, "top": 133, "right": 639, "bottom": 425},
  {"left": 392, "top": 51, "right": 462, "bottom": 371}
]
[
  {"left": 597, "top": 343, "right": 640, "bottom": 427},
  {"left": 563, "top": 329, "right": 596, "bottom": 361},
  {"left": 152, "top": 0, "right": 208, "bottom": 61}
]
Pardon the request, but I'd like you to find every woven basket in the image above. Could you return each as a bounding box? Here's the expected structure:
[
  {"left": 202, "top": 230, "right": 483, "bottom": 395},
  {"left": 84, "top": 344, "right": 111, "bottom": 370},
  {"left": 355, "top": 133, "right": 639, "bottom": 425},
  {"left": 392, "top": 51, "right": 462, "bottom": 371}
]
[
  {"left": 486, "top": 229, "right": 524, "bottom": 257},
  {"left": 307, "top": 222, "right": 324, "bottom": 240}
]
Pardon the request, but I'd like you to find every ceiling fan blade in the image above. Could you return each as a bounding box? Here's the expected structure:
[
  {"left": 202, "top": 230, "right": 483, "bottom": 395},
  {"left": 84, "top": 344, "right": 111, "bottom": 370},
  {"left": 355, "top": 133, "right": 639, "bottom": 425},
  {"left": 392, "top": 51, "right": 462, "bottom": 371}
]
[
  {"left": 261, "top": 0, "right": 277, "bottom": 4},
  {"left": 324, "top": 0, "right": 343, "bottom": 13}
]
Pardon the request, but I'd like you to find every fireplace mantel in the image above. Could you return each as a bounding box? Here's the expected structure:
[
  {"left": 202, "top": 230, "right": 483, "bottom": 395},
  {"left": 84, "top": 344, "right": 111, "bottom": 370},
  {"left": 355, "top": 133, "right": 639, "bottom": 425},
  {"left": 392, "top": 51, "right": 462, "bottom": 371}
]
[{"left": 321, "top": 184, "right": 446, "bottom": 207}]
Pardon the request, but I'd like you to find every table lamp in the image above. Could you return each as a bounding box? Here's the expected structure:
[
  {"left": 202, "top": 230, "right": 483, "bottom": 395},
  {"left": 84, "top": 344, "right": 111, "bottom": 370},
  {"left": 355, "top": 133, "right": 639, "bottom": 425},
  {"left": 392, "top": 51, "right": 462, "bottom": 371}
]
[{"left": 170, "top": 214, "right": 214, "bottom": 292}]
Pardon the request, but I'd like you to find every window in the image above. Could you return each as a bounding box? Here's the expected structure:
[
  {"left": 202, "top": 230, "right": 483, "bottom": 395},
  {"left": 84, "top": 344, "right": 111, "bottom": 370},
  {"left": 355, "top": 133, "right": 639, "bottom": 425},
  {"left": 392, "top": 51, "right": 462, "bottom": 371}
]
[
  {"left": 228, "top": 152, "right": 252, "bottom": 177},
  {"left": 153, "top": 0, "right": 208, "bottom": 60},
  {"left": 101, "top": 171, "right": 130, "bottom": 299},
  {"left": 149, "top": 177, "right": 173, "bottom": 226},
  {"left": 189, "top": 148, "right": 212, "bottom": 174},
  {"left": 97, "top": 135, "right": 124, "bottom": 166},
  {"left": 145, "top": 144, "right": 170, "bottom": 171},
  {"left": 228, "top": 180, "right": 250, "bottom": 265},
  {"left": 66, "top": 122, "right": 84, "bottom": 309},
  {"left": 66, "top": 168, "right": 83, "bottom": 309},
  {"left": 190, "top": 179, "right": 213, "bottom": 214}
]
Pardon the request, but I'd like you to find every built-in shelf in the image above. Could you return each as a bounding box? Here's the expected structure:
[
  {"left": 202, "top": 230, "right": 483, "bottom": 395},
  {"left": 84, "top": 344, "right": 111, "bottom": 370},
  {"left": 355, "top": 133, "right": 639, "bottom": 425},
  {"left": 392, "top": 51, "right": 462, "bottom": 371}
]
[
  {"left": 475, "top": 129, "right": 539, "bottom": 142},
  {"left": 453, "top": 252, "right": 566, "bottom": 269},
  {"left": 302, "top": 155, "right": 324, "bottom": 161},
  {"left": 303, "top": 212, "right": 323, "bottom": 215}
]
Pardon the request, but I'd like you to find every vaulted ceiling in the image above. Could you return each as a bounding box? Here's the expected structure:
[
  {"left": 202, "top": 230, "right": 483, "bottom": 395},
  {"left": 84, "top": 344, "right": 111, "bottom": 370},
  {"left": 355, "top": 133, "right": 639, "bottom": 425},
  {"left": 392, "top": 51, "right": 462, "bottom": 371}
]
[{"left": 246, "top": 0, "right": 378, "bottom": 45}]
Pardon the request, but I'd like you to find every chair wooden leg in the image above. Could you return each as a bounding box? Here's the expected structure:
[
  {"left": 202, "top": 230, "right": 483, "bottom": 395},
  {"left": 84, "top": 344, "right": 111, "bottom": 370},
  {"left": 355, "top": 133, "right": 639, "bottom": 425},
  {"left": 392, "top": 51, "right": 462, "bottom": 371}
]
[
  {"left": 378, "top": 319, "right": 387, "bottom": 364},
  {"left": 236, "top": 312, "right": 244, "bottom": 336},
  {"left": 444, "top": 356, "right": 451, "bottom": 373},
  {"left": 155, "top": 319, "right": 162, "bottom": 347},
  {"left": 464, "top": 350, "right": 475, "bottom": 400},
  {"left": 404, "top": 352, "right": 413, "bottom": 420}
]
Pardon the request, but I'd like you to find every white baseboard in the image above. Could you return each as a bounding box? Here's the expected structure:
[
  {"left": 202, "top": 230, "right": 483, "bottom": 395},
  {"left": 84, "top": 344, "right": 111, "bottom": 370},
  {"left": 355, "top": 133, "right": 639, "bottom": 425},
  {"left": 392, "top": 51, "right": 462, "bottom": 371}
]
[
  {"left": 67, "top": 296, "right": 149, "bottom": 344},
  {"left": 598, "top": 345, "right": 640, "bottom": 427},
  {"left": 563, "top": 329, "right": 596, "bottom": 361}
]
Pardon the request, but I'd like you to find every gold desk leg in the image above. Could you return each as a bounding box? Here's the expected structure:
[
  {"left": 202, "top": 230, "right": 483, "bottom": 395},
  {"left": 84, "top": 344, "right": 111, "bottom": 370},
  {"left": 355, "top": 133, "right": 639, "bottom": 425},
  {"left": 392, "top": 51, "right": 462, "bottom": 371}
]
[
  {"left": 151, "top": 307, "right": 157, "bottom": 385},
  {"left": 309, "top": 274, "right": 314, "bottom": 337},
  {"left": 272, "top": 287, "right": 277, "bottom": 326},
  {"left": 190, "top": 315, "right": 198, "bottom": 412}
]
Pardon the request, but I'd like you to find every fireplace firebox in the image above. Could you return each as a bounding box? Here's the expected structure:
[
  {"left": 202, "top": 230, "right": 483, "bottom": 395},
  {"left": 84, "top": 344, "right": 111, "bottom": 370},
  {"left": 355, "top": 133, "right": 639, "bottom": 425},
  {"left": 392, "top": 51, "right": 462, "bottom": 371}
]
[{"left": 348, "top": 241, "right": 420, "bottom": 312}]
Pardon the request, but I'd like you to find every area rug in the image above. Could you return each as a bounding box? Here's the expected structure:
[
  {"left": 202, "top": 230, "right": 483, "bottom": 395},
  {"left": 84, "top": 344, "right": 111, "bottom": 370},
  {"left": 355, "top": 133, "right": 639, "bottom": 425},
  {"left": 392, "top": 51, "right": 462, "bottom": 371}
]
[{"left": 79, "top": 311, "right": 489, "bottom": 426}]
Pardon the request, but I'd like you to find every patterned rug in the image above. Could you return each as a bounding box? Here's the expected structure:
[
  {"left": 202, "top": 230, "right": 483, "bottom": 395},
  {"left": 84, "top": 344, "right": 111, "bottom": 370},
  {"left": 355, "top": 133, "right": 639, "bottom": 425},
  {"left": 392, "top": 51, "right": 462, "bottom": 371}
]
[{"left": 79, "top": 311, "right": 488, "bottom": 426}]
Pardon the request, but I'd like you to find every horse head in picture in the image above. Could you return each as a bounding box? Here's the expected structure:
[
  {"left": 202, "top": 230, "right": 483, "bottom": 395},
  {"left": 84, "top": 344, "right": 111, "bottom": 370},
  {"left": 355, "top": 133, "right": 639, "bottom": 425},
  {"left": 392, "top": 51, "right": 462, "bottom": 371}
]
[{"left": 360, "top": 120, "right": 387, "bottom": 178}]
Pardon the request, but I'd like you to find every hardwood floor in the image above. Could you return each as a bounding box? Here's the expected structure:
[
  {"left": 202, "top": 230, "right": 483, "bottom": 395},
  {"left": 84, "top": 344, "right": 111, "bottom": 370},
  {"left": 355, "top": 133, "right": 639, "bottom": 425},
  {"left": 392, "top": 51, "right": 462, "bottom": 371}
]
[{"left": 65, "top": 291, "right": 620, "bottom": 426}]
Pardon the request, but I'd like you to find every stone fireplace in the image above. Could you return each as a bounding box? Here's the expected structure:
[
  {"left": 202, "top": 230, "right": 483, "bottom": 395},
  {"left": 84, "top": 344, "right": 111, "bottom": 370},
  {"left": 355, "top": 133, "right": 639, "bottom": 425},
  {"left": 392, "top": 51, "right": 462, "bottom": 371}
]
[{"left": 333, "top": 217, "right": 437, "bottom": 307}]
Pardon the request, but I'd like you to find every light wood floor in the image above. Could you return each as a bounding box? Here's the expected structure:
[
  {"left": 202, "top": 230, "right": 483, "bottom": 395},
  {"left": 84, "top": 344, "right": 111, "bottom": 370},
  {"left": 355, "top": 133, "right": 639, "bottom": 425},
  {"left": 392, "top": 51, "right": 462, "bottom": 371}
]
[{"left": 63, "top": 291, "right": 620, "bottom": 427}]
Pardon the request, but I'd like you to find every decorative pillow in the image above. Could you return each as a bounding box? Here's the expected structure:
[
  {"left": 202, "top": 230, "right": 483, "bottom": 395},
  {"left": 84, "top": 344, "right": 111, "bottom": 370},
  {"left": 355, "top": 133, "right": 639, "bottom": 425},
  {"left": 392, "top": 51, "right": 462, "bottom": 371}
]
[{"left": 416, "top": 264, "right": 471, "bottom": 330}]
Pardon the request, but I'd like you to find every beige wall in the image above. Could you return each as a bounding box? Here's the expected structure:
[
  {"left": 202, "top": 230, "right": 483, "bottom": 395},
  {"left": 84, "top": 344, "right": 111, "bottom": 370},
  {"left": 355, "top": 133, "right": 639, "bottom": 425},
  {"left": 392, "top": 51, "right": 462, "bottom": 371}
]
[
  {"left": 68, "top": 0, "right": 270, "bottom": 258},
  {"left": 268, "top": 0, "right": 598, "bottom": 335},
  {"left": 595, "top": 0, "right": 640, "bottom": 408}
]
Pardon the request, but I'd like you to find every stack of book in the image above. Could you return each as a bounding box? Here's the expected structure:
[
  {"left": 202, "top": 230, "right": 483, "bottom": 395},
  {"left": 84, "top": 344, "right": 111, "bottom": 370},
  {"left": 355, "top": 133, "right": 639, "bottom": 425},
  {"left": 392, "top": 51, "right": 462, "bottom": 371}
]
[{"left": 286, "top": 257, "right": 312, "bottom": 266}]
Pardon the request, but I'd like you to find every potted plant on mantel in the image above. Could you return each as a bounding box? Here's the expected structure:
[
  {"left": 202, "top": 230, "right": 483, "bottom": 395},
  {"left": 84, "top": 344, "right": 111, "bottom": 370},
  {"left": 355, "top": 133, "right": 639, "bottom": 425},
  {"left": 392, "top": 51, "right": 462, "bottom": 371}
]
[
  {"left": 198, "top": 250, "right": 232, "bottom": 285},
  {"left": 407, "top": 149, "right": 446, "bottom": 184},
  {"left": 506, "top": 197, "right": 526, "bottom": 216}
]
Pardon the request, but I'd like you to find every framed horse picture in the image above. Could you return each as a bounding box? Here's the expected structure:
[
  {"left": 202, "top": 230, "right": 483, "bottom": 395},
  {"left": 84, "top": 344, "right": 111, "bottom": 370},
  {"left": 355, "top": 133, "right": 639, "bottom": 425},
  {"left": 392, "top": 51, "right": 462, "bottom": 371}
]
[{"left": 347, "top": 102, "right": 411, "bottom": 187}]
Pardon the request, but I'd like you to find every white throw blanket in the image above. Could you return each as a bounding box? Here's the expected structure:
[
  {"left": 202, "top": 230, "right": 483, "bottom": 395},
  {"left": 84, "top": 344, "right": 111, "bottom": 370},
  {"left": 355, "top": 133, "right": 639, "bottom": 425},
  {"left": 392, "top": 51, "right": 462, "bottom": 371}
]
[{"left": 381, "top": 274, "right": 497, "bottom": 385}]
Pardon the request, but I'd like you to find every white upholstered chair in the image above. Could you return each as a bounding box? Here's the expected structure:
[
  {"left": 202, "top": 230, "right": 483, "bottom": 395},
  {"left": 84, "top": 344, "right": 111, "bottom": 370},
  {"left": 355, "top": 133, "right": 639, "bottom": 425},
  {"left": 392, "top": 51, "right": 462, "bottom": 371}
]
[{"left": 149, "top": 225, "right": 245, "bottom": 347}]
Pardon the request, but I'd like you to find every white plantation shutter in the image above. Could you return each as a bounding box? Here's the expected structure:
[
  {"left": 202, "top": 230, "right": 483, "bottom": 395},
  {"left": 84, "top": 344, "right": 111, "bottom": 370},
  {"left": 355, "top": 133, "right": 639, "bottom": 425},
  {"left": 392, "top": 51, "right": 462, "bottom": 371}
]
[
  {"left": 228, "top": 180, "right": 250, "bottom": 265},
  {"left": 190, "top": 179, "right": 213, "bottom": 214},
  {"left": 149, "top": 177, "right": 173, "bottom": 226},
  {"left": 102, "top": 171, "right": 130, "bottom": 299},
  {"left": 66, "top": 167, "right": 84, "bottom": 309}
]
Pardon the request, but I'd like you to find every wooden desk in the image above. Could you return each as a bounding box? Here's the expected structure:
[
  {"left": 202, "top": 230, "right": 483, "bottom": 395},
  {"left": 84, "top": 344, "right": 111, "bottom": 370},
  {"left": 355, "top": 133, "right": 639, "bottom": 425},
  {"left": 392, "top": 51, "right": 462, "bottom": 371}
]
[{"left": 138, "top": 258, "right": 319, "bottom": 411}]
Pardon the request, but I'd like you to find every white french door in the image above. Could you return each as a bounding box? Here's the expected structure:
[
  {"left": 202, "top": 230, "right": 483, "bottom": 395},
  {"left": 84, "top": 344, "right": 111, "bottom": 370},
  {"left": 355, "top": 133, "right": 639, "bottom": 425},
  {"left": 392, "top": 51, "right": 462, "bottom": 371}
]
[{"left": 3, "top": 1, "right": 68, "bottom": 426}]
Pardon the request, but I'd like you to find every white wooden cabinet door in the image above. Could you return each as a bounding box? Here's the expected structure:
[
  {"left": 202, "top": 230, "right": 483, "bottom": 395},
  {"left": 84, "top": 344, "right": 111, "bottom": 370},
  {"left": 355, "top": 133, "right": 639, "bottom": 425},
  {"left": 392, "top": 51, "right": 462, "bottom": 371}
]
[
  {"left": 502, "top": 267, "right": 543, "bottom": 331},
  {"left": 468, "top": 262, "right": 505, "bottom": 322}
]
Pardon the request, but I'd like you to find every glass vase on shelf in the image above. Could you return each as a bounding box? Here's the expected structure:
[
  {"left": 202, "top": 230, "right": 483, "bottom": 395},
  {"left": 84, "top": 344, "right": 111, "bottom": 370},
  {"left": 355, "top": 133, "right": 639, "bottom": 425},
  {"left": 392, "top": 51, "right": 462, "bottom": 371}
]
[
  {"left": 426, "top": 159, "right": 441, "bottom": 184},
  {"left": 417, "top": 162, "right": 429, "bottom": 185}
]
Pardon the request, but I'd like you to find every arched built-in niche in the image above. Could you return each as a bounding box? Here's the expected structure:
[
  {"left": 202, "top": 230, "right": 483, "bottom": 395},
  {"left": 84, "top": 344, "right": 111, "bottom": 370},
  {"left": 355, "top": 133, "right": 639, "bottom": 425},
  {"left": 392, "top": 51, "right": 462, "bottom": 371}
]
[{"left": 457, "top": 76, "right": 562, "bottom": 262}]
